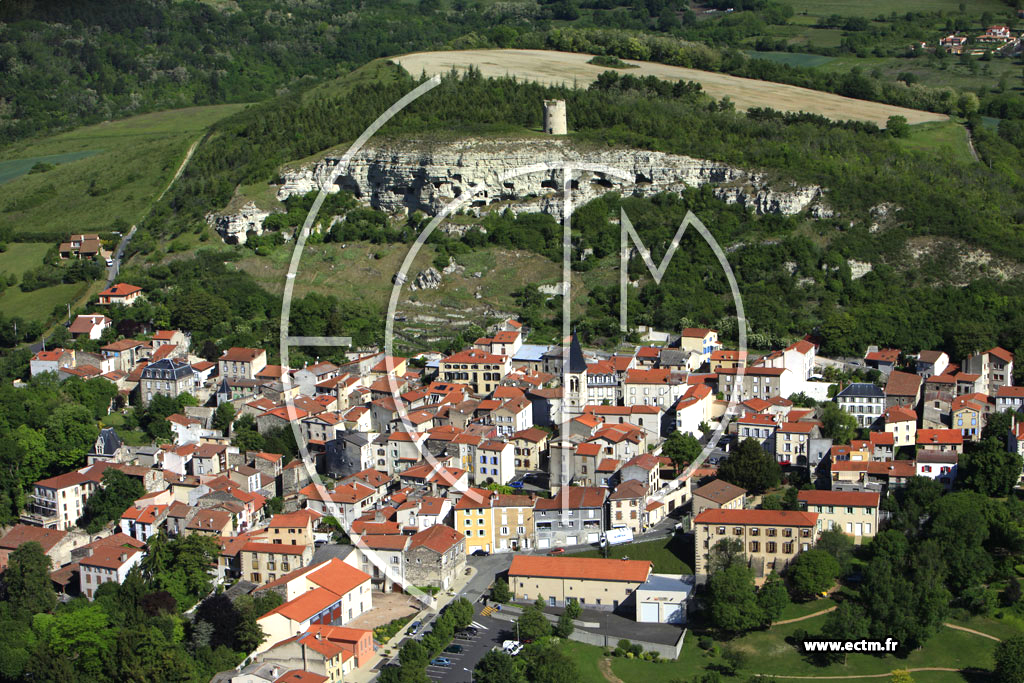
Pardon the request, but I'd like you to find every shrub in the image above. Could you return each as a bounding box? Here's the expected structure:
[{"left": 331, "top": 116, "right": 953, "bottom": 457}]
[{"left": 698, "top": 636, "right": 714, "bottom": 650}]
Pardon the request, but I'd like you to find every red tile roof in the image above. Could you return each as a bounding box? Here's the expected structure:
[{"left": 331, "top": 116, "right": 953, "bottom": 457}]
[
  {"left": 409, "top": 524, "right": 463, "bottom": 554},
  {"left": 306, "top": 558, "right": 371, "bottom": 596},
  {"left": 694, "top": 508, "right": 817, "bottom": 527},
  {"left": 509, "top": 555, "right": 652, "bottom": 583},
  {"left": 0, "top": 524, "right": 67, "bottom": 553},
  {"left": 884, "top": 370, "right": 921, "bottom": 397},
  {"left": 884, "top": 406, "right": 917, "bottom": 423},
  {"left": 865, "top": 348, "right": 900, "bottom": 363},
  {"left": 358, "top": 534, "right": 410, "bottom": 550},
  {"left": 442, "top": 349, "right": 507, "bottom": 365},
  {"left": 798, "top": 490, "right": 880, "bottom": 507},
  {"left": 988, "top": 346, "right": 1014, "bottom": 363},
  {"left": 916, "top": 429, "right": 963, "bottom": 446},
  {"left": 535, "top": 486, "right": 607, "bottom": 510},
  {"left": 219, "top": 347, "right": 265, "bottom": 362},
  {"left": 99, "top": 283, "right": 142, "bottom": 297}
]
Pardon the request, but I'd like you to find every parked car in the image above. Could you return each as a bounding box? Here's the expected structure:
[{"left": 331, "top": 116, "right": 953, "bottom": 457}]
[
  {"left": 509, "top": 480, "right": 525, "bottom": 489},
  {"left": 502, "top": 640, "right": 523, "bottom": 656},
  {"left": 430, "top": 657, "right": 451, "bottom": 667},
  {"left": 548, "top": 547, "right": 565, "bottom": 555},
  {"left": 408, "top": 621, "right": 422, "bottom": 635},
  {"left": 472, "top": 549, "right": 490, "bottom": 557},
  {"left": 459, "top": 626, "right": 479, "bottom": 637},
  {"left": 444, "top": 644, "right": 464, "bottom": 654}
]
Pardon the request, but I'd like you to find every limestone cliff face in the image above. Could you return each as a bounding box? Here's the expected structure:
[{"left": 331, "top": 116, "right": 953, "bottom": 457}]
[{"left": 214, "top": 138, "right": 831, "bottom": 241}]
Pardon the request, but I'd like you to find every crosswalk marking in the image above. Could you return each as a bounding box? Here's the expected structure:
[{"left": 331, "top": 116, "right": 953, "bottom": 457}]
[{"left": 470, "top": 621, "right": 488, "bottom": 630}]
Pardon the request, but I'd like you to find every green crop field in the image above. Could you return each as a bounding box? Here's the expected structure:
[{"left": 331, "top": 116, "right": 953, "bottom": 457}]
[
  {"left": 897, "top": 120, "right": 976, "bottom": 164},
  {"left": 744, "top": 51, "right": 836, "bottom": 68},
  {"left": 0, "top": 103, "right": 248, "bottom": 238},
  {"left": 789, "top": 0, "right": 1009, "bottom": 17},
  {"left": 0, "top": 150, "right": 105, "bottom": 186}
]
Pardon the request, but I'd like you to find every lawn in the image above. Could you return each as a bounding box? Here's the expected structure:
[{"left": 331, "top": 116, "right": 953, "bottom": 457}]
[
  {"left": 609, "top": 612, "right": 1003, "bottom": 681},
  {"left": 897, "top": 121, "right": 974, "bottom": 165},
  {"left": 776, "top": 595, "right": 836, "bottom": 622},
  {"left": 0, "top": 282, "right": 88, "bottom": 322},
  {"left": 0, "top": 103, "right": 248, "bottom": 237},
  {"left": 560, "top": 640, "right": 611, "bottom": 683},
  {"left": 0, "top": 243, "right": 105, "bottom": 323},
  {"left": 569, "top": 534, "right": 694, "bottom": 574},
  {"left": 0, "top": 243, "right": 49, "bottom": 278}
]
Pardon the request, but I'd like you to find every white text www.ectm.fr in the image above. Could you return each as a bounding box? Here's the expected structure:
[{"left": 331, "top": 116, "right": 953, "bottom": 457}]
[{"left": 801, "top": 638, "right": 899, "bottom": 653}]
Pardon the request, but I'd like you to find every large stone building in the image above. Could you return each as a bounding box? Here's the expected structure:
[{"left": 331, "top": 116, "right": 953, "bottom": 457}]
[{"left": 693, "top": 508, "right": 817, "bottom": 578}]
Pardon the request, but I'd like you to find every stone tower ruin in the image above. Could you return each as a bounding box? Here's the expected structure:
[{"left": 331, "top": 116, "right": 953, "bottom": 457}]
[{"left": 543, "top": 99, "right": 567, "bottom": 135}]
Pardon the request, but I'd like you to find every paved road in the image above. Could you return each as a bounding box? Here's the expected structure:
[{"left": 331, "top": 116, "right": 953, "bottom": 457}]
[{"left": 106, "top": 225, "right": 137, "bottom": 286}]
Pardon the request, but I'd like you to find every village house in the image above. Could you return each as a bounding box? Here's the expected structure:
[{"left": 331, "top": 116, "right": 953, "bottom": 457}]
[
  {"left": 995, "top": 385, "right": 1024, "bottom": 412},
  {"left": 140, "top": 358, "right": 196, "bottom": 406},
  {"left": 775, "top": 421, "right": 819, "bottom": 466},
  {"left": 219, "top": 347, "right": 268, "bottom": 381},
  {"left": 69, "top": 314, "right": 112, "bottom": 340},
  {"left": 511, "top": 427, "right": 548, "bottom": 471},
  {"left": 80, "top": 537, "right": 146, "bottom": 600},
  {"left": 534, "top": 486, "right": 608, "bottom": 550},
  {"left": 883, "top": 405, "right": 917, "bottom": 449},
  {"left": 916, "top": 451, "right": 958, "bottom": 489},
  {"left": 718, "top": 366, "right": 795, "bottom": 404},
  {"left": 691, "top": 479, "right": 746, "bottom": 517},
  {"left": 404, "top": 524, "right": 466, "bottom": 591},
  {"left": 29, "top": 348, "right": 75, "bottom": 376},
  {"left": 254, "top": 558, "right": 372, "bottom": 656},
  {"left": 836, "top": 382, "right": 886, "bottom": 428},
  {"left": 798, "top": 490, "right": 879, "bottom": 540},
  {"left": 608, "top": 479, "right": 649, "bottom": 534},
  {"left": 916, "top": 350, "right": 949, "bottom": 379},
  {"left": 97, "top": 283, "right": 143, "bottom": 306},
  {"left": 257, "top": 624, "right": 374, "bottom": 682},
  {"left": 241, "top": 541, "right": 314, "bottom": 585},
  {"left": 709, "top": 349, "right": 747, "bottom": 373},
  {"left": 438, "top": 348, "right": 511, "bottom": 394},
  {"left": 951, "top": 393, "right": 995, "bottom": 441},
  {"left": 964, "top": 347, "right": 1014, "bottom": 395},
  {"left": 736, "top": 412, "right": 778, "bottom": 453},
  {"left": 864, "top": 348, "right": 900, "bottom": 375},
  {"left": 679, "top": 327, "right": 720, "bottom": 366},
  {"left": 622, "top": 368, "right": 686, "bottom": 410},
  {"left": 59, "top": 233, "right": 102, "bottom": 260},
  {"left": 884, "top": 370, "right": 922, "bottom": 410}
]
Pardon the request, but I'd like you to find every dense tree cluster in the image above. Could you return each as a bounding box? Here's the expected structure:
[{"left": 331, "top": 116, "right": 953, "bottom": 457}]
[
  {"left": 0, "top": 374, "right": 118, "bottom": 525},
  {"left": 0, "top": 534, "right": 241, "bottom": 682},
  {"left": 829, "top": 485, "right": 1024, "bottom": 653}
]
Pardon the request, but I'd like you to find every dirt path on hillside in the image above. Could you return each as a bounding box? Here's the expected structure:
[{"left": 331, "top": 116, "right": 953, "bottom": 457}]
[
  {"left": 765, "top": 669, "right": 960, "bottom": 679},
  {"left": 598, "top": 658, "right": 625, "bottom": 683},
  {"left": 772, "top": 605, "right": 837, "bottom": 626},
  {"left": 157, "top": 136, "right": 201, "bottom": 201},
  {"left": 943, "top": 622, "right": 1001, "bottom": 641}
]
